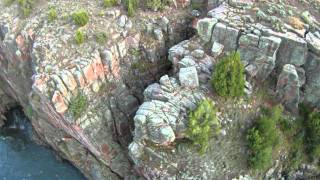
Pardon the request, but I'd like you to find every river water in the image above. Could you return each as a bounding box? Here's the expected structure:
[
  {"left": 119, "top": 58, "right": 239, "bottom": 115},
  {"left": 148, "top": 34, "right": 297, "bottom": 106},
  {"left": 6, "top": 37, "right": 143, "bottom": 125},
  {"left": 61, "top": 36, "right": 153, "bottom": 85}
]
[{"left": 0, "top": 108, "right": 85, "bottom": 180}]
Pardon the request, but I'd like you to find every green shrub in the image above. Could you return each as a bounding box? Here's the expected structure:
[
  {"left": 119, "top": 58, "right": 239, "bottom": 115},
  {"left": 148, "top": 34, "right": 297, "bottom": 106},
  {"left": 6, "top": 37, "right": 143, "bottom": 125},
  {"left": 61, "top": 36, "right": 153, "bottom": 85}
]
[
  {"left": 75, "top": 29, "right": 85, "bottom": 45},
  {"left": 306, "top": 111, "right": 320, "bottom": 160},
  {"left": 48, "top": 8, "right": 57, "bottom": 22},
  {"left": 146, "top": 0, "right": 166, "bottom": 11},
  {"left": 18, "top": 0, "right": 34, "bottom": 17},
  {"left": 125, "top": 0, "right": 138, "bottom": 17},
  {"left": 4, "top": 0, "right": 15, "bottom": 6},
  {"left": 103, "top": 0, "right": 117, "bottom": 7},
  {"left": 95, "top": 31, "right": 108, "bottom": 44},
  {"left": 187, "top": 99, "right": 220, "bottom": 154},
  {"left": 247, "top": 105, "right": 282, "bottom": 170},
  {"left": 69, "top": 93, "right": 88, "bottom": 119},
  {"left": 211, "top": 51, "right": 245, "bottom": 98},
  {"left": 72, "top": 10, "right": 89, "bottom": 26}
]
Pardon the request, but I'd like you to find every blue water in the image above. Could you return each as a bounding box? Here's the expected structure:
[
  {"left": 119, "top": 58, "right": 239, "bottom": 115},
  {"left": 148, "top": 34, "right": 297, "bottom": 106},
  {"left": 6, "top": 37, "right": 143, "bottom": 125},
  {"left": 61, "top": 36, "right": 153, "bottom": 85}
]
[{"left": 0, "top": 109, "right": 86, "bottom": 180}]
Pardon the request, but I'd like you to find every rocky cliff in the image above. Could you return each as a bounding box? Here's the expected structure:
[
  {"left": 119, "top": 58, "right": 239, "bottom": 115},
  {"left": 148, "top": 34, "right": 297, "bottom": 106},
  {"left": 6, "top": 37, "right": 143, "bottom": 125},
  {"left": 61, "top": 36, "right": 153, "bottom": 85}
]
[
  {"left": 0, "top": 0, "right": 193, "bottom": 179},
  {"left": 1, "top": 0, "right": 320, "bottom": 179}
]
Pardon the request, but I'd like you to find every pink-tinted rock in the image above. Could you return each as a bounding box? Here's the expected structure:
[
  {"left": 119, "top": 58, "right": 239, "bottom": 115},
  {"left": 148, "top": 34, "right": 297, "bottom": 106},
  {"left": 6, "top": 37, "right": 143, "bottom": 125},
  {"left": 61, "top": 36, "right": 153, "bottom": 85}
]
[{"left": 52, "top": 91, "right": 68, "bottom": 114}]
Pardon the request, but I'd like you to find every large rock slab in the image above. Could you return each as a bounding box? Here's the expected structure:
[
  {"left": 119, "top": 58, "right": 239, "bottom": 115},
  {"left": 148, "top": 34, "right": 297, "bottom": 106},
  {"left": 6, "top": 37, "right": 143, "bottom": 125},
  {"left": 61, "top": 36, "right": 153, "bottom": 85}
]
[
  {"left": 276, "top": 64, "right": 301, "bottom": 112},
  {"left": 304, "top": 53, "right": 320, "bottom": 108},
  {"left": 238, "top": 34, "right": 281, "bottom": 81}
]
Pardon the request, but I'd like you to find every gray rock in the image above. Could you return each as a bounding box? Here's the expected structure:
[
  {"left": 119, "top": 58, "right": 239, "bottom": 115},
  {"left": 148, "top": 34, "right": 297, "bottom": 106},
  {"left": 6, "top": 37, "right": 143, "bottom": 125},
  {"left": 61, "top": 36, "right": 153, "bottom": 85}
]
[
  {"left": 178, "top": 67, "right": 199, "bottom": 88},
  {"left": 304, "top": 53, "right": 320, "bottom": 108},
  {"left": 196, "top": 18, "right": 218, "bottom": 42},
  {"left": 306, "top": 32, "right": 320, "bottom": 56},
  {"left": 191, "top": 49, "right": 205, "bottom": 59},
  {"left": 178, "top": 56, "right": 197, "bottom": 68},
  {"left": 154, "top": 28, "right": 164, "bottom": 41},
  {"left": 211, "top": 41, "right": 224, "bottom": 58},
  {"left": 276, "top": 64, "right": 300, "bottom": 112},
  {"left": 238, "top": 34, "right": 281, "bottom": 81},
  {"left": 211, "top": 23, "right": 239, "bottom": 52}
]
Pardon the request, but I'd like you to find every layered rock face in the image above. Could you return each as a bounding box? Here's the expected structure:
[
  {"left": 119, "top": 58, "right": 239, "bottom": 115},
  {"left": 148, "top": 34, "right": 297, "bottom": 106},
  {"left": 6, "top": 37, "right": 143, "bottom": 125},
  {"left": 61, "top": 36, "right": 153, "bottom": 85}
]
[{"left": 0, "top": 1, "right": 192, "bottom": 179}]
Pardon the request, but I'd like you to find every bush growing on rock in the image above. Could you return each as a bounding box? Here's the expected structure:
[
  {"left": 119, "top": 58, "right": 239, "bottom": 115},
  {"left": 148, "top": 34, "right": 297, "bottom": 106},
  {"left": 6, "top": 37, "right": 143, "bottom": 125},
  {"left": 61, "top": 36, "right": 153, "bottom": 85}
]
[
  {"left": 247, "top": 105, "right": 282, "bottom": 170},
  {"left": 211, "top": 51, "right": 245, "bottom": 98},
  {"left": 125, "top": 0, "right": 138, "bottom": 17},
  {"left": 48, "top": 8, "right": 57, "bottom": 22},
  {"left": 72, "top": 10, "right": 89, "bottom": 26},
  {"left": 75, "top": 29, "right": 85, "bottom": 45},
  {"left": 69, "top": 93, "right": 88, "bottom": 119},
  {"left": 305, "top": 110, "right": 320, "bottom": 160},
  {"left": 103, "top": 0, "right": 117, "bottom": 7},
  {"left": 95, "top": 31, "right": 108, "bottom": 44},
  {"left": 18, "top": 0, "right": 34, "bottom": 17},
  {"left": 146, "top": 0, "right": 167, "bottom": 11},
  {"left": 187, "top": 99, "right": 220, "bottom": 154}
]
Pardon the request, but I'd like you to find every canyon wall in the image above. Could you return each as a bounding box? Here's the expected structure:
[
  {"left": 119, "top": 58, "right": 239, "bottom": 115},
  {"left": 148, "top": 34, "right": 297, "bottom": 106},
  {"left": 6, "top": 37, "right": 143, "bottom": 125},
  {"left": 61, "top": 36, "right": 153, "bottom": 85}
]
[{"left": 0, "top": 1, "right": 193, "bottom": 179}]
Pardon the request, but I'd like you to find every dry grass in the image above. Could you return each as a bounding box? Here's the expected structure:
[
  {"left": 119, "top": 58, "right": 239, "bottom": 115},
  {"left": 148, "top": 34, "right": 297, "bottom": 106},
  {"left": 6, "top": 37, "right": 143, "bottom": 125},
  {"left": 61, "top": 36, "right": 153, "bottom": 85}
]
[{"left": 287, "top": 16, "right": 305, "bottom": 29}]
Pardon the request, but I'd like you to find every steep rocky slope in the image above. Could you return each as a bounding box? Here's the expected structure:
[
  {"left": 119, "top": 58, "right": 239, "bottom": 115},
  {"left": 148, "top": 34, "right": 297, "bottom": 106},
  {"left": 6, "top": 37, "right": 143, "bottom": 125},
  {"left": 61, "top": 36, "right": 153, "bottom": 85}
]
[
  {"left": 0, "top": 0, "right": 320, "bottom": 179},
  {"left": 0, "top": 0, "right": 193, "bottom": 179}
]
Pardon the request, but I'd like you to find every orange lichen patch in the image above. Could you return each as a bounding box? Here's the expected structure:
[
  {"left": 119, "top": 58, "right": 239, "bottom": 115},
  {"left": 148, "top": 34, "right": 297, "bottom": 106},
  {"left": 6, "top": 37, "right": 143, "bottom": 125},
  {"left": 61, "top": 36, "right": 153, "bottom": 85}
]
[
  {"left": 287, "top": 16, "right": 305, "bottom": 30},
  {"left": 52, "top": 91, "right": 68, "bottom": 114}
]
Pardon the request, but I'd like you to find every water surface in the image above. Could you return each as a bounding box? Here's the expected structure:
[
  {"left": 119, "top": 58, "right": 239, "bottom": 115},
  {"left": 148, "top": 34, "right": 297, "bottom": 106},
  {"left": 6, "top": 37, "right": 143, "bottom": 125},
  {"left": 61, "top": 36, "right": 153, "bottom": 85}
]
[{"left": 0, "top": 108, "right": 86, "bottom": 180}]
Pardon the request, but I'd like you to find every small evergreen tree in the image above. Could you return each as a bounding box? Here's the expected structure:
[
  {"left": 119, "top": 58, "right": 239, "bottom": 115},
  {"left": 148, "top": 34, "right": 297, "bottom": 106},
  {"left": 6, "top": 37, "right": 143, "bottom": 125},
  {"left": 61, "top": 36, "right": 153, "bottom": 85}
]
[
  {"left": 75, "top": 29, "right": 85, "bottom": 45},
  {"left": 247, "top": 105, "right": 282, "bottom": 170},
  {"left": 72, "top": 10, "right": 89, "bottom": 26},
  {"left": 125, "top": 0, "right": 138, "bottom": 17},
  {"left": 211, "top": 51, "right": 245, "bottom": 98},
  {"left": 187, "top": 99, "right": 220, "bottom": 154}
]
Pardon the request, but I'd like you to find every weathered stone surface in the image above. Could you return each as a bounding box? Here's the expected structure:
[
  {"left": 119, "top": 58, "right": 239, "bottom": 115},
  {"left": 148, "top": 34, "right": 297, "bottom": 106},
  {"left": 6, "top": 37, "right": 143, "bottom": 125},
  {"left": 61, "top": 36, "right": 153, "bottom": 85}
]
[
  {"left": 306, "top": 32, "right": 320, "bottom": 56},
  {"left": 276, "top": 64, "right": 301, "bottom": 112},
  {"left": 211, "top": 23, "right": 239, "bottom": 52},
  {"left": 304, "top": 53, "right": 320, "bottom": 108},
  {"left": 196, "top": 18, "right": 218, "bottom": 42},
  {"left": 238, "top": 34, "right": 281, "bottom": 81},
  {"left": 179, "top": 67, "right": 199, "bottom": 88},
  {"left": 263, "top": 31, "right": 308, "bottom": 66}
]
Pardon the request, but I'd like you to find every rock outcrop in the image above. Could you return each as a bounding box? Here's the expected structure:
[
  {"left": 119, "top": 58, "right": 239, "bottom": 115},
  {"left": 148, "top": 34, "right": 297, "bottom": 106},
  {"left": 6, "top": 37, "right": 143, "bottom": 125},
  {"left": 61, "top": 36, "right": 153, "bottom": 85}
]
[
  {"left": 276, "top": 64, "right": 301, "bottom": 112},
  {"left": 0, "top": 1, "right": 192, "bottom": 179}
]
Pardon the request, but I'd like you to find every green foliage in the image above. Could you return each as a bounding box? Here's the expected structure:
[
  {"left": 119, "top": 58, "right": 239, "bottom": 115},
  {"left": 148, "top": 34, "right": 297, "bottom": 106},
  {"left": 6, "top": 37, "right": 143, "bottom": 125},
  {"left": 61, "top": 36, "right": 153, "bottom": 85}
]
[
  {"left": 48, "top": 8, "right": 57, "bottom": 22},
  {"left": 247, "top": 105, "right": 282, "bottom": 170},
  {"left": 75, "top": 29, "right": 85, "bottom": 45},
  {"left": 68, "top": 93, "right": 88, "bottom": 119},
  {"left": 103, "top": 0, "right": 117, "bottom": 7},
  {"left": 4, "top": 0, "right": 15, "bottom": 6},
  {"left": 25, "top": 105, "right": 33, "bottom": 118},
  {"left": 211, "top": 51, "right": 245, "bottom": 98},
  {"left": 306, "top": 111, "right": 320, "bottom": 160},
  {"left": 125, "top": 0, "right": 138, "bottom": 17},
  {"left": 191, "top": 1, "right": 204, "bottom": 10},
  {"left": 146, "top": 0, "right": 167, "bottom": 11},
  {"left": 18, "top": 0, "right": 34, "bottom": 17},
  {"left": 187, "top": 99, "right": 220, "bottom": 154},
  {"left": 72, "top": 10, "right": 89, "bottom": 26},
  {"left": 95, "top": 31, "right": 108, "bottom": 44}
]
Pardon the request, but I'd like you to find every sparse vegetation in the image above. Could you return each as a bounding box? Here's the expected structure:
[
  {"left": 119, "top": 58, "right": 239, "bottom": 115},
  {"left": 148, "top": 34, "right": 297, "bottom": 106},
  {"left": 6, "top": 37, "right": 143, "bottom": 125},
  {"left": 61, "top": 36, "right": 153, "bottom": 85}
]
[
  {"left": 247, "top": 105, "right": 282, "bottom": 170},
  {"left": 68, "top": 93, "right": 88, "bottom": 119},
  {"left": 187, "top": 99, "right": 220, "bottom": 154},
  {"left": 103, "top": 0, "right": 117, "bottom": 7},
  {"left": 211, "top": 51, "right": 245, "bottom": 98},
  {"left": 95, "top": 31, "right": 108, "bottom": 44},
  {"left": 4, "top": 0, "right": 15, "bottom": 6},
  {"left": 48, "top": 7, "right": 57, "bottom": 22},
  {"left": 72, "top": 10, "right": 89, "bottom": 26},
  {"left": 75, "top": 29, "right": 85, "bottom": 45}
]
